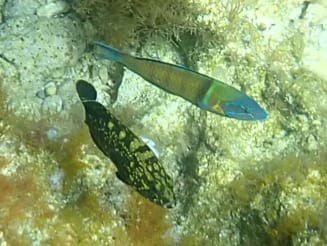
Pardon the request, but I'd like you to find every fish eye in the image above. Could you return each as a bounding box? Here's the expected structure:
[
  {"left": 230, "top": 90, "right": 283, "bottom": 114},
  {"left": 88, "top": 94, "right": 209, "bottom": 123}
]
[
  {"left": 226, "top": 102, "right": 250, "bottom": 113},
  {"left": 240, "top": 104, "right": 252, "bottom": 114},
  {"left": 223, "top": 102, "right": 254, "bottom": 120}
]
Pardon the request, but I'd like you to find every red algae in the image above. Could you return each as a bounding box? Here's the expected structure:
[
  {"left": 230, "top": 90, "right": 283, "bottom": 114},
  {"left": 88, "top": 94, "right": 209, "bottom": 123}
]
[
  {"left": 0, "top": 175, "right": 15, "bottom": 204},
  {"left": 0, "top": 172, "right": 53, "bottom": 245}
]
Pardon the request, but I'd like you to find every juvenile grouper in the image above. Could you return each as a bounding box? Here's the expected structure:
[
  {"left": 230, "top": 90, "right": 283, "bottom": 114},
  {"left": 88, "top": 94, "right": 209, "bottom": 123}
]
[{"left": 76, "top": 80, "right": 176, "bottom": 208}]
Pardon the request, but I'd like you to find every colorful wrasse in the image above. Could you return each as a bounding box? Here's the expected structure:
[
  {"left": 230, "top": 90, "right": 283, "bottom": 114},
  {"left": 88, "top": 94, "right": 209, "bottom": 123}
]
[
  {"left": 95, "top": 41, "right": 268, "bottom": 121},
  {"left": 76, "top": 80, "right": 176, "bottom": 208}
]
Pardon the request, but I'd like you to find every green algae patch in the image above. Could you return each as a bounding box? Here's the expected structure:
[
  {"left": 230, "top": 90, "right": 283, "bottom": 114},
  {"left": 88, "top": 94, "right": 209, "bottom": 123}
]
[
  {"left": 179, "top": 152, "right": 327, "bottom": 245},
  {"left": 51, "top": 127, "right": 91, "bottom": 192},
  {"left": 0, "top": 99, "right": 120, "bottom": 245},
  {"left": 227, "top": 155, "right": 312, "bottom": 205},
  {"left": 45, "top": 192, "right": 128, "bottom": 245},
  {"left": 0, "top": 141, "right": 126, "bottom": 245},
  {"left": 1, "top": 116, "right": 89, "bottom": 194},
  {"left": 179, "top": 235, "right": 205, "bottom": 246},
  {"left": 0, "top": 87, "right": 173, "bottom": 245},
  {"left": 126, "top": 191, "right": 172, "bottom": 246},
  {"left": 268, "top": 208, "right": 322, "bottom": 243},
  {"left": 232, "top": 153, "right": 327, "bottom": 244}
]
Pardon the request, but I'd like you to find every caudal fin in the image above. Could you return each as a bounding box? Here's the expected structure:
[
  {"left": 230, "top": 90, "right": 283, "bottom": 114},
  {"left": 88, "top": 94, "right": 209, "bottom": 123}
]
[
  {"left": 76, "top": 80, "right": 97, "bottom": 102},
  {"left": 94, "top": 41, "right": 123, "bottom": 62}
]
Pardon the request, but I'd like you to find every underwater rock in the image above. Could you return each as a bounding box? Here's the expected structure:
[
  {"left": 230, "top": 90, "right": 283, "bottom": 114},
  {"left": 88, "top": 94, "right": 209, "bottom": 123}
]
[
  {"left": 44, "top": 81, "right": 57, "bottom": 96},
  {"left": 302, "top": 1, "right": 327, "bottom": 80},
  {"left": 0, "top": 0, "right": 326, "bottom": 244},
  {"left": 42, "top": 95, "right": 63, "bottom": 113},
  {"left": 36, "top": 89, "right": 47, "bottom": 100},
  {"left": 36, "top": 82, "right": 58, "bottom": 100},
  {"left": 0, "top": 0, "right": 87, "bottom": 120},
  {"left": 3, "top": 0, "right": 42, "bottom": 19},
  {"left": 37, "top": 1, "right": 70, "bottom": 18}
]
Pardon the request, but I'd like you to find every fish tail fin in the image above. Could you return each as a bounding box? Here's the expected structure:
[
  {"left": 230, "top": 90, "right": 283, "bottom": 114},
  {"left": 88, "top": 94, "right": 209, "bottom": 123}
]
[
  {"left": 76, "top": 80, "right": 97, "bottom": 102},
  {"left": 94, "top": 41, "right": 123, "bottom": 62}
]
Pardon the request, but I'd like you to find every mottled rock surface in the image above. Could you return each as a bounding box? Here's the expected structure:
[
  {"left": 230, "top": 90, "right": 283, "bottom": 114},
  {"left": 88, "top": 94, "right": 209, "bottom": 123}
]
[{"left": 0, "top": 0, "right": 326, "bottom": 245}]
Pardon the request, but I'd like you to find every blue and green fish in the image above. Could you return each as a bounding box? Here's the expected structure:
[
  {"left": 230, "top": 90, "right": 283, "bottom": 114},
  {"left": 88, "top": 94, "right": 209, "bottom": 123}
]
[
  {"left": 76, "top": 80, "right": 176, "bottom": 208},
  {"left": 95, "top": 41, "right": 268, "bottom": 120}
]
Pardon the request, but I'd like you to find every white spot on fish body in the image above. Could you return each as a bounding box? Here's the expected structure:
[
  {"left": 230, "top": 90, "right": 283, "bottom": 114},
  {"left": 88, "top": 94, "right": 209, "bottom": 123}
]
[{"left": 141, "top": 136, "right": 160, "bottom": 157}]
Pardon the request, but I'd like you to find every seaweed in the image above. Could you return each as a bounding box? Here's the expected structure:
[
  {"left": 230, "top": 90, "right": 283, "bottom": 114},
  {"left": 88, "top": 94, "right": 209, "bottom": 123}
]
[
  {"left": 126, "top": 191, "right": 172, "bottom": 246},
  {"left": 45, "top": 191, "right": 128, "bottom": 245},
  {"left": 71, "top": 0, "right": 246, "bottom": 59},
  {"left": 227, "top": 153, "right": 327, "bottom": 244},
  {"left": 72, "top": 0, "right": 200, "bottom": 49},
  {"left": 0, "top": 166, "right": 54, "bottom": 245},
  {"left": 179, "top": 152, "right": 327, "bottom": 245}
]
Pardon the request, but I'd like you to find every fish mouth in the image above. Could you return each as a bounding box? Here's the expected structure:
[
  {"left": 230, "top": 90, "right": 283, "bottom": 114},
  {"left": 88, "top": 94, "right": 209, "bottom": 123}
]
[{"left": 222, "top": 96, "right": 268, "bottom": 121}]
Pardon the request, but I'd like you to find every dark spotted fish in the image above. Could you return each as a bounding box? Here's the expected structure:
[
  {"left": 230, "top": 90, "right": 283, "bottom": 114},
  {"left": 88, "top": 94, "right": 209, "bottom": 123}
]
[{"left": 76, "top": 80, "right": 176, "bottom": 208}]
